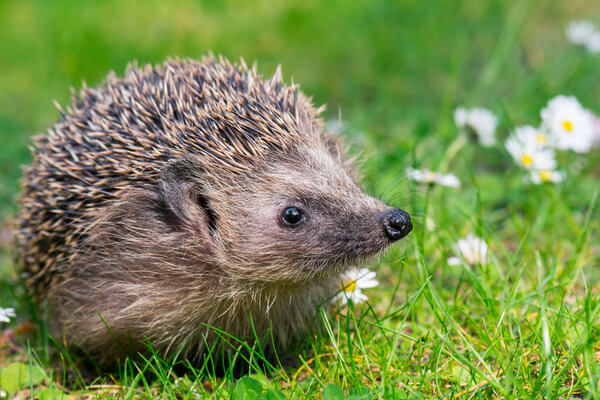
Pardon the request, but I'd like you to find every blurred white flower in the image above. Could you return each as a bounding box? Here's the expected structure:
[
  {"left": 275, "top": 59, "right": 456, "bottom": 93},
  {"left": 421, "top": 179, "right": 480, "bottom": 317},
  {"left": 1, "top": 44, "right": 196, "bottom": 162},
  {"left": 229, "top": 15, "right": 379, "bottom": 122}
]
[
  {"left": 333, "top": 267, "right": 378, "bottom": 305},
  {"left": 592, "top": 113, "right": 600, "bottom": 148},
  {"left": 586, "top": 32, "right": 600, "bottom": 53},
  {"left": 325, "top": 119, "right": 345, "bottom": 134},
  {"left": 406, "top": 167, "right": 460, "bottom": 188},
  {"left": 566, "top": 20, "right": 600, "bottom": 53},
  {"left": 447, "top": 234, "right": 488, "bottom": 266},
  {"left": 566, "top": 21, "right": 597, "bottom": 45},
  {"left": 454, "top": 107, "right": 498, "bottom": 146},
  {"left": 530, "top": 169, "right": 565, "bottom": 184},
  {"left": 505, "top": 125, "right": 557, "bottom": 170},
  {"left": 0, "top": 307, "right": 16, "bottom": 323},
  {"left": 541, "top": 95, "right": 596, "bottom": 153}
]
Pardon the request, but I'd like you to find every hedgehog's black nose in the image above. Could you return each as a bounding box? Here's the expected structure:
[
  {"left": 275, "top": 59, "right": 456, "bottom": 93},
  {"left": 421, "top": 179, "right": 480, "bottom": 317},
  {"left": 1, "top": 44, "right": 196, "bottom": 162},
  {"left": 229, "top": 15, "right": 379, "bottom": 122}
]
[{"left": 381, "top": 208, "right": 412, "bottom": 241}]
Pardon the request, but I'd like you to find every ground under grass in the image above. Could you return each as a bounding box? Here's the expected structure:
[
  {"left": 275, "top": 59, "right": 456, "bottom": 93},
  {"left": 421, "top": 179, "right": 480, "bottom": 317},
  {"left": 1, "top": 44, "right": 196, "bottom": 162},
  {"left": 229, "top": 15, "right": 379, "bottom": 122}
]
[{"left": 1, "top": 0, "right": 599, "bottom": 398}]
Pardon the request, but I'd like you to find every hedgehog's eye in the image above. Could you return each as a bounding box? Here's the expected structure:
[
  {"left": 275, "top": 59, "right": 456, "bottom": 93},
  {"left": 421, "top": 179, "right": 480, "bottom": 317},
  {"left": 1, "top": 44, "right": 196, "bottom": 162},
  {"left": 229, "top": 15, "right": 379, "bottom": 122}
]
[{"left": 281, "top": 207, "right": 306, "bottom": 227}]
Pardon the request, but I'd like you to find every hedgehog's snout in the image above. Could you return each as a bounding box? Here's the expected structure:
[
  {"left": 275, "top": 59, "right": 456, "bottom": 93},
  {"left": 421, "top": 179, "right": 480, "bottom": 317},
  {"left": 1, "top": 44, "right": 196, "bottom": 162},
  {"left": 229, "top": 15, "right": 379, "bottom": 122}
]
[{"left": 381, "top": 208, "right": 412, "bottom": 241}]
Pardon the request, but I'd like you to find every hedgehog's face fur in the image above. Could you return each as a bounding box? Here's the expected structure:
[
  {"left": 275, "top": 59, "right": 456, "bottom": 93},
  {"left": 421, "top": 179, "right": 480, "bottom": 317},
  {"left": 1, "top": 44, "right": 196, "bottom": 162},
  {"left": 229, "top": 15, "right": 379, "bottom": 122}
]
[{"left": 162, "top": 145, "right": 411, "bottom": 284}]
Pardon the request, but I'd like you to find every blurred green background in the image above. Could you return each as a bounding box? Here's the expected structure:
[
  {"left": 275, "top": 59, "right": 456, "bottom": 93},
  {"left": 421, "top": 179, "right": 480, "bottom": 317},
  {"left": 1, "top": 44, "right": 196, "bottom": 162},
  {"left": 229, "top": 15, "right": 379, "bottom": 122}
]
[{"left": 1, "top": 0, "right": 599, "bottom": 222}]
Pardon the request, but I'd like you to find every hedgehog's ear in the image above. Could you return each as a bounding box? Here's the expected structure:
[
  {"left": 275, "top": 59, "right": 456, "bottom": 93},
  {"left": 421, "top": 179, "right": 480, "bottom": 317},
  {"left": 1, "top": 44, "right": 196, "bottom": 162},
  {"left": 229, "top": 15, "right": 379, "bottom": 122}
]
[{"left": 160, "top": 160, "right": 215, "bottom": 239}]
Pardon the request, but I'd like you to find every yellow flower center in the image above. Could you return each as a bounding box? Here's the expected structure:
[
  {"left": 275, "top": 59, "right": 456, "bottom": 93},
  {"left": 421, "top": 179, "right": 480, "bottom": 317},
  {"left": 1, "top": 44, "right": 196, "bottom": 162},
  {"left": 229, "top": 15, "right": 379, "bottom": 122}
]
[
  {"left": 521, "top": 154, "right": 533, "bottom": 167},
  {"left": 465, "top": 252, "right": 477, "bottom": 265},
  {"left": 562, "top": 120, "right": 573, "bottom": 132},
  {"left": 425, "top": 171, "right": 436, "bottom": 183},
  {"left": 343, "top": 279, "right": 357, "bottom": 292},
  {"left": 536, "top": 133, "right": 547, "bottom": 144},
  {"left": 539, "top": 170, "right": 553, "bottom": 182}
]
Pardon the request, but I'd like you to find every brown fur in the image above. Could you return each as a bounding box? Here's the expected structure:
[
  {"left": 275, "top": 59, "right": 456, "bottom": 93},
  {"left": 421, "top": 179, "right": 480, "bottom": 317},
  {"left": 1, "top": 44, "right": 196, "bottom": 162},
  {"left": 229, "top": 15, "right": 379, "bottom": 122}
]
[{"left": 16, "top": 55, "right": 408, "bottom": 364}]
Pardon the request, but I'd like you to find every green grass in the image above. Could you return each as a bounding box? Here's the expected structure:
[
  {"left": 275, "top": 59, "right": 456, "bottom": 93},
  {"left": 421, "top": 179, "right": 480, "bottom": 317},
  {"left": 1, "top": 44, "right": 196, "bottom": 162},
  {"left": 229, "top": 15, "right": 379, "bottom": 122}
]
[{"left": 1, "top": 0, "right": 600, "bottom": 398}]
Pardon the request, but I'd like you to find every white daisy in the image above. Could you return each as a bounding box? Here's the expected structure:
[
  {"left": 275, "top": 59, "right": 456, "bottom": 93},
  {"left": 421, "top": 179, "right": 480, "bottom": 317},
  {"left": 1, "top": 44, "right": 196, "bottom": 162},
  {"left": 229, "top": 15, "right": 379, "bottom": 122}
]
[
  {"left": 529, "top": 169, "right": 565, "bottom": 185},
  {"left": 505, "top": 125, "right": 557, "bottom": 170},
  {"left": 566, "top": 21, "right": 600, "bottom": 53},
  {"left": 454, "top": 107, "right": 498, "bottom": 146},
  {"left": 541, "top": 95, "right": 596, "bottom": 153},
  {"left": 406, "top": 167, "right": 460, "bottom": 188},
  {"left": 333, "top": 267, "right": 378, "bottom": 305},
  {"left": 447, "top": 234, "right": 488, "bottom": 266},
  {"left": 0, "top": 307, "right": 16, "bottom": 323}
]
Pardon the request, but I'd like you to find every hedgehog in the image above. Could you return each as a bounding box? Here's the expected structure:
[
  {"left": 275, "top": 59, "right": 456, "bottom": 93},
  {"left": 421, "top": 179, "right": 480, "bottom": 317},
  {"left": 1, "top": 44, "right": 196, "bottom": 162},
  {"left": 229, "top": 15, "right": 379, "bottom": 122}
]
[{"left": 15, "top": 55, "right": 412, "bottom": 364}]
